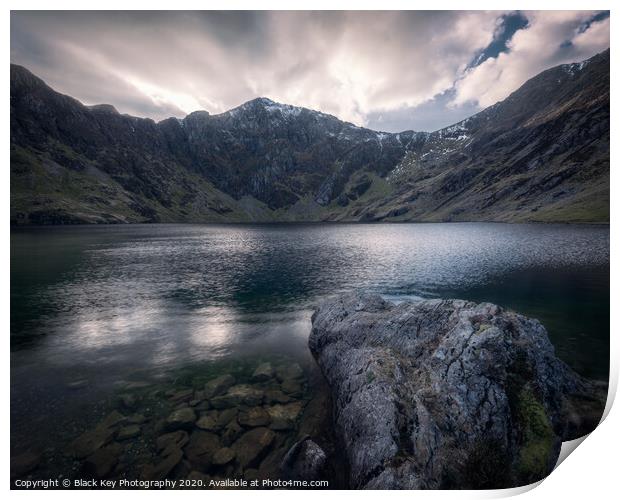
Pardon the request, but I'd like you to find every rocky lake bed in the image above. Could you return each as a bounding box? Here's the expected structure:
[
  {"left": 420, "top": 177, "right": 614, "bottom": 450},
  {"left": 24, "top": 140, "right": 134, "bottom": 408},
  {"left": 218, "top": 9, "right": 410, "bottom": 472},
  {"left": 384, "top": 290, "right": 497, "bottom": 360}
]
[{"left": 11, "top": 355, "right": 343, "bottom": 488}]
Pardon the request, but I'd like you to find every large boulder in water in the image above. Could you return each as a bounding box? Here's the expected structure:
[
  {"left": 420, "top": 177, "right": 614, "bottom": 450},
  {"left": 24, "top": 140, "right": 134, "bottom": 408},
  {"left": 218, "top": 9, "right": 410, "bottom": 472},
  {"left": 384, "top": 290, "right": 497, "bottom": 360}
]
[{"left": 309, "top": 292, "right": 606, "bottom": 489}]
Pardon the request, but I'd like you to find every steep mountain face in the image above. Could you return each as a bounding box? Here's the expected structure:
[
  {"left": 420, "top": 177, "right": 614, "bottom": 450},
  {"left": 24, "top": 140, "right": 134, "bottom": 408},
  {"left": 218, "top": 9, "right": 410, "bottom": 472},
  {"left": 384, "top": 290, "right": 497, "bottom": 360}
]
[
  {"left": 10, "top": 68, "right": 251, "bottom": 224},
  {"left": 10, "top": 49, "right": 609, "bottom": 224},
  {"left": 178, "top": 98, "right": 419, "bottom": 209},
  {"left": 357, "top": 49, "right": 610, "bottom": 223}
]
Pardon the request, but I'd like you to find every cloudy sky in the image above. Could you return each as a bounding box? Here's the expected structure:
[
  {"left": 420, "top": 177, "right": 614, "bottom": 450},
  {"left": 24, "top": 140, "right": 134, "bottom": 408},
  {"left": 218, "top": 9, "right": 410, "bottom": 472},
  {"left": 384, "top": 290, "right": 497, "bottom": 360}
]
[{"left": 10, "top": 10, "right": 610, "bottom": 132}]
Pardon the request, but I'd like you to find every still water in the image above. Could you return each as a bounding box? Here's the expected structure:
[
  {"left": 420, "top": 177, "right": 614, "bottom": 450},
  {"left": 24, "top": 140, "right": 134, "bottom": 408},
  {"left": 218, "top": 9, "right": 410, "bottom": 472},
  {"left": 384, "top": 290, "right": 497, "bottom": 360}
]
[{"left": 11, "top": 223, "right": 609, "bottom": 452}]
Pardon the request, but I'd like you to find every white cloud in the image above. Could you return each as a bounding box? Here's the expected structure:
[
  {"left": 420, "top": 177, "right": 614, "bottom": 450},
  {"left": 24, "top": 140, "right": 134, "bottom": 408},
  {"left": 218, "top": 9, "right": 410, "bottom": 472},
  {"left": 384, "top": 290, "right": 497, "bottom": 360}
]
[
  {"left": 10, "top": 11, "right": 609, "bottom": 131},
  {"left": 451, "top": 11, "right": 610, "bottom": 108},
  {"left": 11, "top": 11, "right": 499, "bottom": 126}
]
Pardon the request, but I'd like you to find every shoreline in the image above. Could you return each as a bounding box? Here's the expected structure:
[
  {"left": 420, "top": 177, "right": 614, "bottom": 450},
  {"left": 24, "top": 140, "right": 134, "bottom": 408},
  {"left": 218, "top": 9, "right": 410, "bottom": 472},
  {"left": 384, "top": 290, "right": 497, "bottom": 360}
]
[{"left": 10, "top": 220, "right": 611, "bottom": 228}]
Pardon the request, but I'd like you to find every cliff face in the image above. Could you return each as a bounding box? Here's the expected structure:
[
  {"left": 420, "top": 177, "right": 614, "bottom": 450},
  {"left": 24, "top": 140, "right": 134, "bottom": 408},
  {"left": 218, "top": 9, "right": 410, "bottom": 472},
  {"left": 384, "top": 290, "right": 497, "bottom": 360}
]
[
  {"left": 10, "top": 50, "right": 609, "bottom": 224},
  {"left": 309, "top": 292, "right": 606, "bottom": 489}
]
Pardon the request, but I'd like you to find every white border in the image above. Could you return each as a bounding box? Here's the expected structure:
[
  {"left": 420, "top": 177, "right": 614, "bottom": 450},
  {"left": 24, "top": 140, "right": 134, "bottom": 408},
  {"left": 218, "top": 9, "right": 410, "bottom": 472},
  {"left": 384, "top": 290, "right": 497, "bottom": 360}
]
[{"left": 4, "top": 1, "right": 616, "bottom": 498}]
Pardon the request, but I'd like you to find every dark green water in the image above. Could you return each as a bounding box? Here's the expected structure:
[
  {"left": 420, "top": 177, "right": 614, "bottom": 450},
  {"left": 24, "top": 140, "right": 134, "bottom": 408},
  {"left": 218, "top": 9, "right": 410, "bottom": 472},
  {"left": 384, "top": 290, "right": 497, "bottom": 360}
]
[{"left": 11, "top": 223, "right": 609, "bottom": 454}]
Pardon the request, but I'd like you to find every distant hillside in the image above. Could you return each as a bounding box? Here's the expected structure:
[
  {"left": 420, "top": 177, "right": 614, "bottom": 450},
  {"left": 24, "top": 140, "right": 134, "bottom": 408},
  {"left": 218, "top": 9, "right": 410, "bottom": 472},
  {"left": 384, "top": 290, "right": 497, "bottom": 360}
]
[{"left": 10, "top": 49, "right": 609, "bottom": 224}]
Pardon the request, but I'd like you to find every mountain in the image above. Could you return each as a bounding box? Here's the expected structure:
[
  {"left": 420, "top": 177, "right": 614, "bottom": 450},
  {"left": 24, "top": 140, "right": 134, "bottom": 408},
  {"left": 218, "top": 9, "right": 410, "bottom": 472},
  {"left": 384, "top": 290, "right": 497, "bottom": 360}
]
[
  {"left": 355, "top": 51, "right": 610, "bottom": 223},
  {"left": 10, "top": 49, "right": 609, "bottom": 224}
]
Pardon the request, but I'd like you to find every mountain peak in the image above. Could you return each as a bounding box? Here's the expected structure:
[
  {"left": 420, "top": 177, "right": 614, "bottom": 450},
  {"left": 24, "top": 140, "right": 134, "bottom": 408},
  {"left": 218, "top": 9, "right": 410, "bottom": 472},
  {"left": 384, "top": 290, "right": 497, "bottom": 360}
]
[
  {"left": 224, "top": 96, "right": 307, "bottom": 120},
  {"left": 253, "top": 97, "right": 276, "bottom": 106},
  {"left": 88, "top": 103, "right": 119, "bottom": 114},
  {"left": 10, "top": 63, "right": 47, "bottom": 91}
]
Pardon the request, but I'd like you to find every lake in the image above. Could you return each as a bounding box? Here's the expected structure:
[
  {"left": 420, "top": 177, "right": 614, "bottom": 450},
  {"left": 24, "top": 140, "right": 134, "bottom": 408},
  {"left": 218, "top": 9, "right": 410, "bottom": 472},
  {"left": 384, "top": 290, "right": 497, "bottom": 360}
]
[{"left": 10, "top": 223, "right": 609, "bottom": 468}]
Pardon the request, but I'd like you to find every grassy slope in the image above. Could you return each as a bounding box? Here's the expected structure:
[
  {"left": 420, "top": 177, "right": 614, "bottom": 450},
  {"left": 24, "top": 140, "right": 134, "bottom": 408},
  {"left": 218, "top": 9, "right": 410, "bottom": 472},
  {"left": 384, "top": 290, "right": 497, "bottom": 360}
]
[
  {"left": 11, "top": 144, "right": 273, "bottom": 225},
  {"left": 12, "top": 150, "right": 608, "bottom": 225}
]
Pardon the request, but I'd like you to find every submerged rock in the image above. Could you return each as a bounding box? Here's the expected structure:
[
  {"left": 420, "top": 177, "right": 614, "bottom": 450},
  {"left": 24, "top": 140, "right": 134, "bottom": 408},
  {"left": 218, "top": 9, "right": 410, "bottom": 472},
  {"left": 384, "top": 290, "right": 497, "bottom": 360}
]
[
  {"left": 184, "top": 431, "right": 220, "bottom": 470},
  {"left": 212, "top": 447, "right": 236, "bottom": 466},
  {"left": 252, "top": 362, "right": 274, "bottom": 382},
  {"left": 164, "top": 408, "right": 197, "bottom": 432},
  {"left": 221, "top": 420, "right": 244, "bottom": 447},
  {"left": 204, "top": 375, "right": 236, "bottom": 399},
  {"left": 186, "top": 470, "right": 210, "bottom": 483},
  {"left": 156, "top": 431, "right": 189, "bottom": 455},
  {"left": 11, "top": 451, "right": 41, "bottom": 478},
  {"left": 244, "top": 468, "right": 260, "bottom": 482},
  {"left": 232, "top": 427, "right": 276, "bottom": 469},
  {"left": 217, "top": 408, "right": 239, "bottom": 428},
  {"left": 267, "top": 402, "right": 304, "bottom": 431},
  {"left": 193, "top": 401, "right": 210, "bottom": 412},
  {"left": 116, "top": 425, "right": 141, "bottom": 441},
  {"left": 280, "top": 379, "right": 303, "bottom": 396},
  {"left": 257, "top": 445, "right": 288, "bottom": 480},
  {"left": 196, "top": 414, "right": 220, "bottom": 432},
  {"left": 119, "top": 393, "right": 137, "bottom": 409},
  {"left": 83, "top": 443, "right": 123, "bottom": 479},
  {"left": 264, "top": 388, "right": 292, "bottom": 404},
  {"left": 280, "top": 436, "right": 327, "bottom": 481},
  {"left": 168, "top": 388, "right": 194, "bottom": 404},
  {"left": 211, "top": 385, "right": 264, "bottom": 409},
  {"left": 238, "top": 407, "right": 271, "bottom": 428},
  {"left": 309, "top": 292, "right": 606, "bottom": 489},
  {"left": 276, "top": 363, "right": 304, "bottom": 382},
  {"left": 126, "top": 413, "right": 146, "bottom": 425},
  {"left": 66, "top": 411, "right": 126, "bottom": 459},
  {"left": 141, "top": 448, "right": 183, "bottom": 480}
]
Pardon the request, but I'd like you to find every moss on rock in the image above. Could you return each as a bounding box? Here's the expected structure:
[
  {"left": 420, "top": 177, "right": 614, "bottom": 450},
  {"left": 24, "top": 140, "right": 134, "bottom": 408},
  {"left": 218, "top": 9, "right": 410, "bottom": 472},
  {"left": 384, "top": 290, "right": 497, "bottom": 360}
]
[{"left": 515, "top": 387, "right": 557, "bottom": 484}]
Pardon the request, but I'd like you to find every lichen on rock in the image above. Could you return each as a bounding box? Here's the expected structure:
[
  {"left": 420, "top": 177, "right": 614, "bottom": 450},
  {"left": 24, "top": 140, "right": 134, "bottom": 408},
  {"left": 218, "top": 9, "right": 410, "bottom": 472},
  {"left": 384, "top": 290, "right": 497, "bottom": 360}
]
[{"left": 309, "top": 292, "right": 606, "bottom": 489}]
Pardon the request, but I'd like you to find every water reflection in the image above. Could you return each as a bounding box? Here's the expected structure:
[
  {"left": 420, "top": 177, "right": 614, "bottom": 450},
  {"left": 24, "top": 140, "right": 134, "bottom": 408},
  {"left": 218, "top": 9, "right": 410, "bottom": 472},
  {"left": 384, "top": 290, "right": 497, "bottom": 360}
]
[
  {"left": 10, "top": 223, "right": 610, "bottom": 460},
  {"left": 11, "top": 223, "right": 609, "bottom": 384}
]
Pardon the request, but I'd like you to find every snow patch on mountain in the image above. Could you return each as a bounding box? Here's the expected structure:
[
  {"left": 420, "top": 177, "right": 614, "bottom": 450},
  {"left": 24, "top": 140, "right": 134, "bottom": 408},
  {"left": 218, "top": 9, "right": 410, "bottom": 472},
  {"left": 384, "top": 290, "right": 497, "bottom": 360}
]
[
  {"left": 562, "top": 60, "right": 590, "bottom": 76},
  {"left": 263, "top": 101, "right": 304, "bottom": 118}
]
